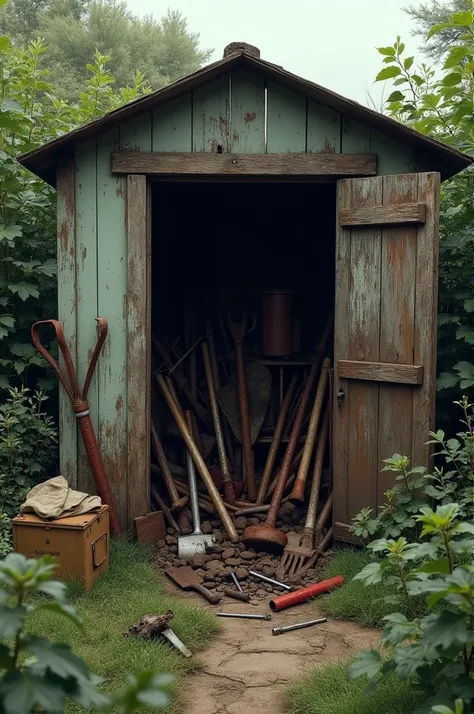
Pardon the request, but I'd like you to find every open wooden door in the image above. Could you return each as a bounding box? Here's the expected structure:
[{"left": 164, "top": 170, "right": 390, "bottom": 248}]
[{"left": 333, "top": 172, "right": 440, "bottom": 543}]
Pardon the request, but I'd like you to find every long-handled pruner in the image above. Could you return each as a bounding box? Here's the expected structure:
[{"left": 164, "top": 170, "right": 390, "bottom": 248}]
[{"left": 31, "top": 318, "right": 121, "bottom": 537}]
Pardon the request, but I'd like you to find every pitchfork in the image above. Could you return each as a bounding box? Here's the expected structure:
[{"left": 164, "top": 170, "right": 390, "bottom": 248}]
[{"left": 31, "top": 318, "right": 121, "bottom": 537}]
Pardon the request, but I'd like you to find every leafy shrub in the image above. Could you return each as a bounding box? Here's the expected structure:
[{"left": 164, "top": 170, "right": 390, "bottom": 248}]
[
  {"left": 0, "top": 387, "right": 57, "bottom": 554},
  {"left": 0, "top": 551, "right": 171, "bottom": 713}
]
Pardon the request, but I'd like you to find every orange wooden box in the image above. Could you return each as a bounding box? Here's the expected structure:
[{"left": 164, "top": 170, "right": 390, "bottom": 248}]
[{"left": 12, "top": 505, "right": 109, "bottom": 591}]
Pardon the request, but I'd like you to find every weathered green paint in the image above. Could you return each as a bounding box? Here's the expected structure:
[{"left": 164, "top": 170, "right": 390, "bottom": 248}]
[
  {"left": 267, "top": 81, "right": 306, "bottom": 152},
  {"left": 96, "top": 127, "right": 128, "bottom": 528},
  {"left": 120, "top": 112, "right": 152, "bottom": 151},
  {"left": 307, "top": 101, "right": 341, "bottom": 153},
  {"left": 193, "top": 74, "right": 230, "bottom": 152},
  {"left": 370, "top": 130, "right": 414, "bottom": 175},
  {"left": 75, "top": 138, "right": 98, "bottom": 495},
  {"left": 153, "top": 95, "right": 192, "bottom": 151},
  {"left": 231, "top": 69, "right": 265, "bottom": 153},
  {"left": 341, "top": 116, "right": 370, "bottom": 154}
]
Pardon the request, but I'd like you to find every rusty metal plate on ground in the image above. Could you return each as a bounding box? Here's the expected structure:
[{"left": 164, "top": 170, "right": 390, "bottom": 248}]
[{"left": 217, "top": 362, "right": 271, "bottom": 444}]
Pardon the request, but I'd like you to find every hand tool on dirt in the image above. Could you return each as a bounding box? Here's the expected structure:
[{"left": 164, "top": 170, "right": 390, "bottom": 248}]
[
  {"left": 157, "top": 374, "right": 239, "bottom": 543},
  {"left": 242, "top": 357, "right": 321, "bottom": 552},
  {"left": 31, "top": 318, "right": 121, "bottom": 537},
  {"left": 206, "top": 320, "right": 234, "bottom": 469},
  {"left": 227, "top": 312, "right": 257, "bottom": 500},
  {"left": 230, "top": 572, "right": 243, "bottom": 592},
  {"left": 201, "top": 342, "right": 235, "bottom": 503},
  {"left": 272, "top": 618, "right": 327, "bottom": 635},
  {"left": 151, "top": 421, "right": 190, "bottom": 531},
  {"left": 256, "top": 372, "right": 298, "bottom": 505},
  {"left": 269, "top": 576, "right": 344, "bottom": 612},
  {"left": 151, "top": 486, "right": 181, "bottom": 533},
  {"left": 289, "top": 358, "right": 330, "bottom": 504},
  {"left": 216, "top": 612, "right": 272, "bottom": 620},
  {"left": 153, "top": 337, "right": 211, "bottom": 429},
  {"left": 280, "top": 410, "right": 330, "bottom": 578},
  {"left": 249, "top": 571, "right": 291, "bottom": 591},
  {"left": 178, "top": 412, "right": 216, "bottom": 561},
  {"left": 223, "top": 589, "right": 250, "bottom": 603},
  {"left": 165, "top": 565, "right": 220, "bottom": 604}
]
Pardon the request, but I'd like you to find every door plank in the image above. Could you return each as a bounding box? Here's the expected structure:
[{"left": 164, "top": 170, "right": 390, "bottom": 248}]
[
  {"left": 231, "top": 69, "right": 265, "bottom": 153},
  {"left": 340, "top": 202, "right": 426, "bottom": 226},
  {"left": 338, "top": 360, "right": 423, "bottom": 384}
]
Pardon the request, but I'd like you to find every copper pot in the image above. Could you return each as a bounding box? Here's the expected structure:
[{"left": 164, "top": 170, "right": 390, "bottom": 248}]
[{"left": 261, "top": 290, "right": 293, "bottom": 358}]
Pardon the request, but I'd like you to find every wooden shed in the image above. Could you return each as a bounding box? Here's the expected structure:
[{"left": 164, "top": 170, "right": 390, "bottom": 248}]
[{"left": 19, "top": 42, "right": 472, "bottom": 538}]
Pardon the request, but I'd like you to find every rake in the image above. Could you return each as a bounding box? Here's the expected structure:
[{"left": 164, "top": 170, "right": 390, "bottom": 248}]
[{"left": 278, "top": 409, "right": 329, "bottom": 579}]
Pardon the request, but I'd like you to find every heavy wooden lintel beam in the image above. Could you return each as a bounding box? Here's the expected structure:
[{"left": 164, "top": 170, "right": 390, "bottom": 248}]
[
  {"left": 112, "top": 151, "right": 377, "bottom": 179},
  {"left": 338, "top": 360, "right": 424, "bottom": 385},
  {"left": 340, "top": 202, "right": 426, "bottom": 227}
]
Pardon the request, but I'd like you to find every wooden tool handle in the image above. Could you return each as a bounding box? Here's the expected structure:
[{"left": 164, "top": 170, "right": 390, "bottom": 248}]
[
  {"left": 194, "top": 584, "right": 220, "bottom": 604},
  {"left": 234, "top": 341, "right": 256, "bottom": 500},
  {"left": 315, "top": 491, "right": 333, "bottom": 534},
  {"left": 304, "top": 409, "right": 329, "bottom": 533},
  {"left": 223, "top": 588, "right": 250, "bottom": 602},
  {"left": 151, "top": 421, "right": 181, "bottom": 506}
]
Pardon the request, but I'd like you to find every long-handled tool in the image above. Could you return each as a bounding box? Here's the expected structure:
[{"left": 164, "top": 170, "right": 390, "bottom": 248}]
[
  {"left": 201, "top": 343, "right": 235, "bottom": 503},
  {"left": 178, "top": 412, "right": 216, "bottom": 561},
  {"left": 256, "top": 373, "right": 298, "bottom": 505},
  {"left": 151, "top": 486, "right": 181, "bottom": 533},
  {"left": 206, "top": 320, "right": 234, "bottom": 469},
  {"left": 165, "top": 565, "right": 220, "bottom": 604},
  {"left": 279, "top": 409, "right": 329, "bottom": 578},
  {"left": 157, "top": 374, "right": 239, "bottom": 543},
  {"left": 289, "top": 358, "right": 330, "bottom": 504},
  {"left": 242, "top": 358, "right": 320, "bottom": 552},
  {"left": 217, "top": 612, "right": 271, "bottom": 620},
  {"left": 31, "top": 318, "right": 121, "bottom": 537},
  {"left": 228, "top": 312, "right": 256, "bottom": 500},
  {"left": 151, "top": 421, "right": 189, "bottom": 515}
]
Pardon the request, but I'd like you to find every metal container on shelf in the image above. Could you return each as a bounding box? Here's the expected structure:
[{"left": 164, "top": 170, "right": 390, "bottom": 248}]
[{"left": 261, "top": 289, "right": 294, "bottom": 358}]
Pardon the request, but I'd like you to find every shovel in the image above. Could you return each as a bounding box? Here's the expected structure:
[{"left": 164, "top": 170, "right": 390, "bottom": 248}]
[
  {"left": 178, "top": 412, "right": 216, "bottom": 561},
  {"left": 165, "top": 565, "right": 220, "bottom": 604}
]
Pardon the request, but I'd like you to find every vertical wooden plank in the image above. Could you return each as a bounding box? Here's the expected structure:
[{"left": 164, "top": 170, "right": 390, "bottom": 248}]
[
  {"left": 341, "top": 116, "right": 370, "bottom": 154},
  {"left": 307, "top": 101, "right": 341, "bottom": 153},
  {"left": 371, "top": 131, "right": 414, "bottom": 175},
  {"left": 412, "top": 172, "right": 440, "bottom": 468},
  {"left": 127, "top": 175, "right": 150, "bottom": 523},
  {"left": 377, "top": 174, "right": 417, "bottom": 504},
  {"left": 193, "top": 75, "right": 230, "bottom": 152},
  {"left": 266, "top": 81, "right": 306, "bottom": 153},
  {"left": 153, "top": 95, "right": 192, "bottom": 151},
  {"left": 347, "top": 177, "right": 382, "bottom": 519},
  {"left": 75, "top": 138, "right": 98, "bottom": 495},
  {"left": 333, "top": 179, "right": 351, "bottom": 528},
  {"left": 120, "top": 112, "right": 152, "bottom": 151},
  {"left": 231, "top": 69, "right": 265, "bottom": 153},
  {"left": 57, "top": 154, "right": 77, "bottom": 488},
  {"left": 96, "top": 127, "right": 128, "bottom": 529}
]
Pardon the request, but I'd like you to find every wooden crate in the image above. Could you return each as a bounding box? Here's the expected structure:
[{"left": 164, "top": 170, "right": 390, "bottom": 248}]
[{"left": 12, "top": 505, "right": 109, "bottom": 591}]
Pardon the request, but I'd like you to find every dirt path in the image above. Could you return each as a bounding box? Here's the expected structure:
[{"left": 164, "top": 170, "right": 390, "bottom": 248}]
[{"left": 174, "top": 589, "right": 379, "bottom": 714}]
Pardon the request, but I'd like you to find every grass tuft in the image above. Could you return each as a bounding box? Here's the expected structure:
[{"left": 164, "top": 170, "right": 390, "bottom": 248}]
[
  {"left": 27, "top": 538, "right": 220, "bottom": 713},
  {"left": 318, "top": 548, "right": 425, "bottom": 627},
  {"left": 285, "top": 659, "right": 425, "bottom": 714}
]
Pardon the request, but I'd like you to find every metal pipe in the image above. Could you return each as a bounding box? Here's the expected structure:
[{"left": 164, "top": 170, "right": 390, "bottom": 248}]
[
  {"left": 248, "top": 571, "right": 291, "bottom": 591},
  {"left": 256, "top": 373, "right": 298, "bottom": 505},
  {"left": 216, "top": 613, "right": 271, "bottom": 620},
  {"left": 230, "top": 572, "right": 243, "bottom": 592},
  {"left": 269, "top": 576, "right": 344, "bottom": 612},
  {"left": 272, "top": 618, "right": 327, "bottom": 636},
  {"left": 185, "top": 412, "right": 202, "bottom": 534},
  {"left": 157, "top": 374, "right": 239, "bottom": 543}
]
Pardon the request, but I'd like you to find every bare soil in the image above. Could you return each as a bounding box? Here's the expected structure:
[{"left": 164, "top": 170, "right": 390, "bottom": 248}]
[{"left": 170, "top": 587, "right": 379, "bottom": 714}]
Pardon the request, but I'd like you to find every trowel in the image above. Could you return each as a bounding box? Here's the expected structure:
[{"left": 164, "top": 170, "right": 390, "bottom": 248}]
[{"left": 178, "top": 412, "right": 216, "bottom": 561}]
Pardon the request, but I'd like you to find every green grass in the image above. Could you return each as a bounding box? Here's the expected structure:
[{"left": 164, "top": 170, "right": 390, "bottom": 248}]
[
  {"left": 318, "top": 548, "right": 425, "bottom": 627},
  {"left": 285, "top": 659, "right": 425, "bottom": 714},
  {"left": 26, "top": 539, "right": 220, "bottom": 713}
]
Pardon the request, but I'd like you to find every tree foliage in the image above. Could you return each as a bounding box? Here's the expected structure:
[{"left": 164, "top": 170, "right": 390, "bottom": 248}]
[
  {"left": 404, "top": 0, "right": 472, "bottom": 61},
  {"left": 375, "top": 5, "right": 474, "bottom": 416},
  {"left": 0, "top": 0, "right": 211, "bottom": 100}
]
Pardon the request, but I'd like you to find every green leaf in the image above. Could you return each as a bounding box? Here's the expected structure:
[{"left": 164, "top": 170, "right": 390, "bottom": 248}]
[
  {"left": 0, "top": 605, "right": 26, "bottom": 638},
  {"left": 444, "top": 45, "right": 471, "bottom": 69},
  {"left": 25, "top": 637, "right": 90, "bottom": 680},
  {"left": 2, "top": 670, "right": 65, "bottom": 714},
  {"left": 347, "top": 650, "right": 382, "bottom": 680},
  {"left": 437, "top": 372, "right": 459, "bottom": 390},
  {"left": 34, "top": 602, "right": 82, "bottom": 628},
  {"left": 382, "top": 613, "right": 413, "bottom": 645},
  {"left": 353, "top": 562, "right": 383, "bottom": 585},
  {"left": 442, "top": 72, "right": 462, "bottom": 87},
  {"left": 0, "top": 224, "right": 22, "bottom": 242},
  {"left": 451, "top": 10, "right": 473, "bottom": 25},
  {"left": 0, "top": 315, "right": 14, "bottom": 328},
  {"left": 387, "top": 91, "right": 405, "bottom": 102},
  {"left": 452, "top": 522, "right": 474, "bottom": 535},
  {"left": 415, "top": 558, "right": 450, "bottom": 575},
  {"left": 421, "top": 611, "right": 471, "bottom": 650},
  {"left": 454, "top": 361, "right": 474, "bottom": 380},
  {"left": 7, "top": 282, "right": 40, "bottom": 301},
  {"left": 404, "top": 56, "right": 414, "bottom": 70},
  {"left": 36, "top": 579, "right": 67, "bottom": 602},
  {"left": 0, "top": 35, "right": 9, "bottom": 52},
  {"left": 376, "top": 66, "right": 401, "bottom": 81},
  {"left": 377, "top": 46, "right": 396, "bottom": 56},
  {"left": 456, "top": 325, "right": 474, "bottom": 344}
]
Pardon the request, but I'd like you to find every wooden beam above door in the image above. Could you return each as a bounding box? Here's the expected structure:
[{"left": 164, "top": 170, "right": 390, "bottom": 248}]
[{"left": 111, "top": 151, "right": 377, "bottom": 180}]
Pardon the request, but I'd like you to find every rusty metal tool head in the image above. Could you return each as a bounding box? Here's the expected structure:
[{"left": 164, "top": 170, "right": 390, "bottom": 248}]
[{"left": 31, "top": 318, "right": 121, "bottom": 537}]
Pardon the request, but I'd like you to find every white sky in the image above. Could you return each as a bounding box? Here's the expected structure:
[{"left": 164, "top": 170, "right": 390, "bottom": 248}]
[{"left": 126, "top": 0, "right": 426, "bottom": 106}]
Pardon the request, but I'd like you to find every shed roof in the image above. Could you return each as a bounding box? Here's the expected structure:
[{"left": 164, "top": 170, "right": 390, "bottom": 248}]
[{"left": 18, "top": 45, "right": 472, "bottom": 184}]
